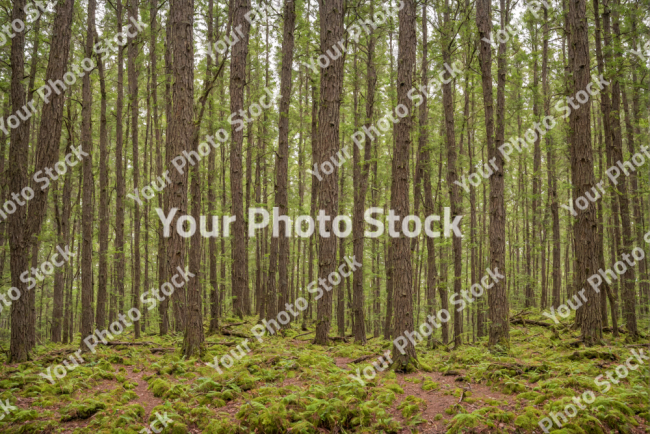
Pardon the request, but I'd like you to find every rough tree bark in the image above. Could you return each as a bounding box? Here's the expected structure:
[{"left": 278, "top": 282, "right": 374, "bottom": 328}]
[
  {"left": 95, "top": 20, "right": 109, "bottom": 332},
  {"left": 80, "top": 0, "right": 97, "bottom": 351},
  {"left": 569, "top": 0, "right": 603, "bottom": 345},
  {"left": 441, "top": 0, "right": 462, "bottom": 348},
  {"left": 168, "top": 0, "right": 195, "bottom": 339},
  {"left": 129, "top": 0, "right": 141, "bottom": 339},
  {"left": 605, "top": 0, "right": 637, "bottom": 339},
  {"left": 390, "top": 0, "right": 417, "bottom": 369},
  {"left": 352, "top": 0, "right": 376, "bottom": 346},
  {"left": 266, "top": 0, "right": 296, "bottom": 325},
  {"left": 9, "top": 0, "right": 75, "bottom": 362},
  {"left": 476, "top": 0, "right": 510, "bottom": 350},
  {"left": 230, "top": 0, "right": 251, "bottom": 320},
  {"left": 314, "top": 0, "right": 345, "bottom": 345}
]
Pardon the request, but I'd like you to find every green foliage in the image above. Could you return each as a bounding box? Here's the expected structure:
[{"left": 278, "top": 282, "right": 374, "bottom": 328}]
[
  {"left": 421, "top": 377, "right": 440, "bottom": 391},
  {"left": 447, "top": 413, "right": 483, "bottom": 434},
  {"left": 503, "top": 380, "right": 527, "bottom": 394},
  {"left": 514, "top": 406, "right": 545, "bottom": 430},
  {"left": 396, "top": 395, "right": 426, "bottom": 418},
  {"left": 60, "top": 399, "right": 106, "bottom": 421}
]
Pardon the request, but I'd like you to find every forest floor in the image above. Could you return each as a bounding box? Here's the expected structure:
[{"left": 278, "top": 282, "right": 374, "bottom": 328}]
[{"left": 0, "top": 310, "right": 648, "bottom": 434}]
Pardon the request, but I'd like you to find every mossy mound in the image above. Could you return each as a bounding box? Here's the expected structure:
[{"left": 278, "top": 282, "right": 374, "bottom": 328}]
[{"left": 60, "top": 399, "right": 106, "bottom": 421}]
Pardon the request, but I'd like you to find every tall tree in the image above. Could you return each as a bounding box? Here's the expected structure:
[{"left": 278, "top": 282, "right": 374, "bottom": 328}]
[
  {"left": 266, "top": 0, "right": 296, "bottom": 324},
  {"left": 441, "top": 0, "right": 462, "bottom": 348},
  {"left": 314, "top": 0, "right": 345, "bottom": 345},
  {"left": 95, "top": 20, "right": 110, "bottom": 332},
  {"left": 129, "top": 0, "right": 141, "bottom": 339},
  {"left": 390, "top": 0, "right": 417, "bottom": 368},
  {"left": 80, "top": 0, "right": 97, "bottom": 350},
  {"left": 230, "top": 0, "right": 252, "bottom": 320},
  {"left": 115, "top": 0, "right": 126, "bottom": 319},
  {"left": 207, "top": 0, "right": 220, "bottom": 333},
  {"left": 352, "top": 0, "right": 376, "bottom": 346},
  {"left": 9, "top": 0, "right": 75, "bottom": 362},
  {"left": 476, "top": 0, "right": 510, "bottom": 350},
  {"left": 604, "top": 0, "right": 638, "bottom": 339},
  {"left": 569, "top": 0, "right": 603, "bottom": 345}
]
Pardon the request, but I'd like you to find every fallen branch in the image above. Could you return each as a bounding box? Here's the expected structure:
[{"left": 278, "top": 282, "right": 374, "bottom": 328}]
[
  {"left": 564, "top": 339, "right": 583, "bottom": 348},
  {"left": 106, "top": 341, "right": 156, "bottom": 346},
  {"left": 510, "top": 318, "right": 554, "bottom": 327},
  {"left": 329, "top": 336, "right": 348, "bottom": 343},
  {"left": 220, "top": 329, "right": 252, "bottom": 339},
  {"left": 223, "top": 321, "right": 250, "bottom": 328},
  {"left": 293, "top": 331, "right": 313, "bottom": 339},
  {"left": 487, "top": 363, "right": 523, "bottom": 375},
  {"left": 205, "top": 341, "right": 237, "bottom": 347},
  {"left": 349, "top": 354, "right": 376, "bottom": 364},
  {"left": 568, "top": 350, "right": 619, "bottom": 361},
  {"left": 150, "top": 348, "right": 175, "bottom": 354}
]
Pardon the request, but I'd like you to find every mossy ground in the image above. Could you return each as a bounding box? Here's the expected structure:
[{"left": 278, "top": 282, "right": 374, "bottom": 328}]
[{"left": 0, "top": 311, "right": 648, "bottom": 433}]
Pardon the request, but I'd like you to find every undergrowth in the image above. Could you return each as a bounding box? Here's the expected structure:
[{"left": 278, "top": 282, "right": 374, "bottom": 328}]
[{"left": 0, "top": 311, "right": 647, "bottom": 433}]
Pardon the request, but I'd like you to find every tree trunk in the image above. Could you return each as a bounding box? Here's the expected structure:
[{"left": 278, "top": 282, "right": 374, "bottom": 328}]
[
  {"left": 113, "top": 0, "right": 127, "bottom": 321},
  {"left": 229, "top": 0, "right": 251, "bottom": 320},
  {"left": 206, "top": 0, "right": 220, "bottom": 333},
  {"left": 159, "top": 12, "right": 173, "bottom": 335},
  {"left": 95, "top": 20, "right": 109, "bottom": 332},
  {"left": 128, "top": 0, "right": 141, "bottom": 339},
  {"left": 352, "top": 1, "right": 376, "bottom": 345},
  {"left": 80, "top": 0, "right": 97, "bottom": 351},
  {"left": 476, "top": 0, "right": 510, "bottom": 350},
  {"left": 441, "top": 0, "right": 462, "bottom": 348},
  {"left": 569, "top": 0, "right": 603, "bottom": 345},
  {"left": 390, "top": 0, "right": 417, "bottom": 369},
  {"left": 314, "top": 0, "right": 344, "bottom": 345},
  {"left": 266, "top": 0, "right": 296, "bottom": 327},
  {"left": 604, "top": 0, "right": 637, "bottom": 339},
  {"left": 9, "top": 0, "right": 75, "bottom": 362},
  {"left": 304, "top": 78, "right": 319, "bottom": 329}
]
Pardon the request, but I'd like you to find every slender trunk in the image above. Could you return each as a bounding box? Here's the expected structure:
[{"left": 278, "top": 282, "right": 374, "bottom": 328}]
[
  {"left": 569, "top": 0, "right": 603, "bottom": 344},
  {"left": 304, "top": 79, "right": 318, "bottom": 329},
  {"left": 207, "top": 0, "right": 220, "bottom": 333},
  {"left": 476, "top": 0, "right": 509, "bottom": 349},
  {"left": 352, "top": 1, "right": 375, "bottom": 345},
  {"left": 314, "top": 0, "right": 344, "bottom": 345},
  {"left": 80, "top": 0, "right": 97, "bottom": 350},
  {"left": 9, "top": 0, "right": 75, "bottom": 362},
  {"left": 441, "top": 0, "right": 462, "bottom": 347},
  {"left": 266, "top": 0, "right": 296, "bottom": 326},
  {"left": 128, "top": 0, "right": 141, "bottom": 339},
  {"left": 390, "top": 0, "right": 417, "bottom": 368},
  {"left": 229, "top": 0, "right": 251, "bottom": 320},
  {"left": 605, "top": 0, "right": 637, "bottom": 339}
]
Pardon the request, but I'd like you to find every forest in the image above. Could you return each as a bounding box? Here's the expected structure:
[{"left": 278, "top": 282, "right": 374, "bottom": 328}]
[{"left": 0, "top": 0, "right": 649, "bottom": 431}]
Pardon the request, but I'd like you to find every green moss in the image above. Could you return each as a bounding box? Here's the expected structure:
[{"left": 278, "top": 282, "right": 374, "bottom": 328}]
[
  {"left": 518, "top": 391, "right": 543, "bottom": 400},
  {"left": 514, "top": 406, "right": 544, "bottom": 430},
  {"left": 204, "top": 417, "right": 239, "bottom": 434},
  {"left": 385, "top": 383, "right": 404, "bottom": 394},
  {"left": 150, "top": 378, "right": 171, "bottom": 397},
  {"left": 397, "top": 395, "right": 426, "bottom": 418},
  {"left": 503, "top": 381, "right": 527, "bottom": 394},
  {"left": 60, "top": 399, "right": 106, "bottom": 421},
  {"left": 422, "top": 377, "right": 440, "bottom": 391},
  {"left": 447, "top": 413, "right": 483, "bottom": 434},
  {"left": 163, "top": 421, "right": 189, "bottom": 434}
]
